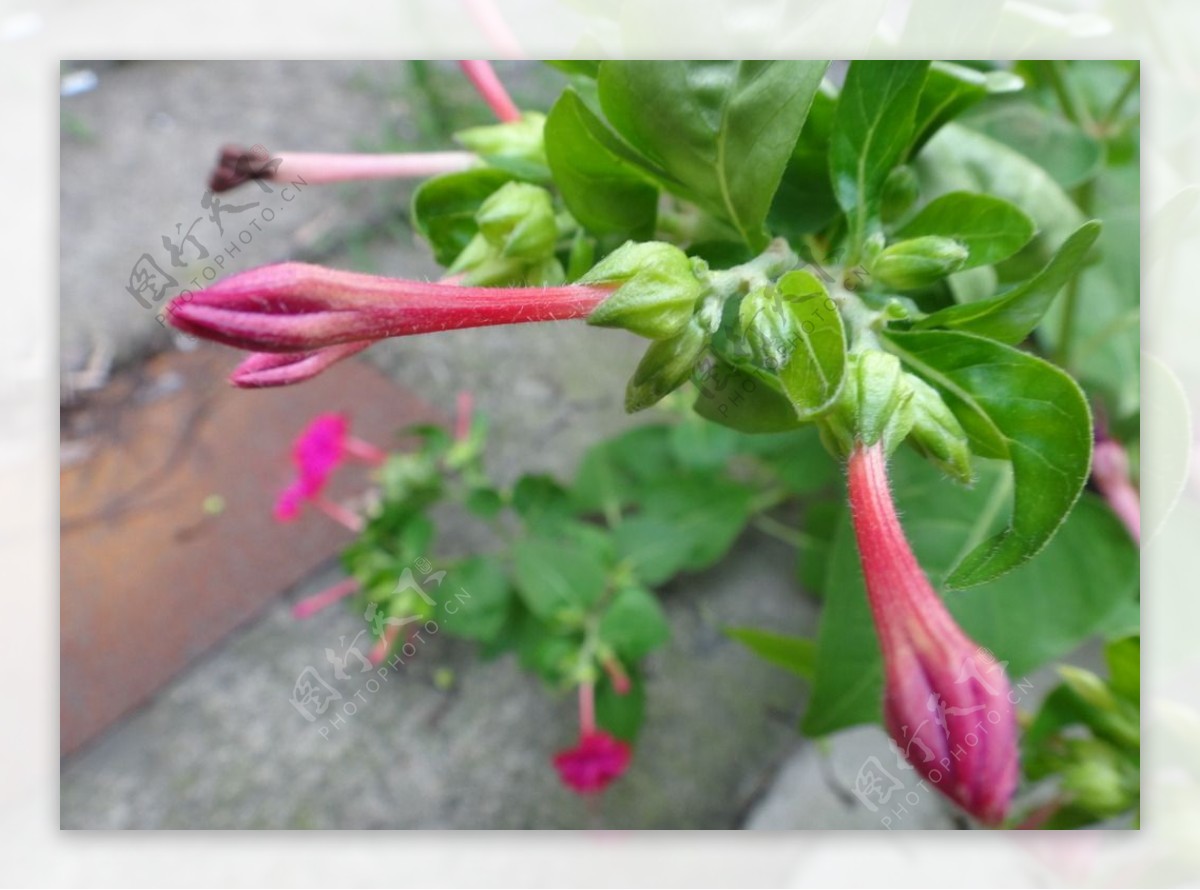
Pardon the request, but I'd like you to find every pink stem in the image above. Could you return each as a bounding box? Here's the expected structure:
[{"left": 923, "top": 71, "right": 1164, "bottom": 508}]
[
  {"left": 459, "top": 60, "right": 521, "bottom": 123},
  {"left": 292, "top": 576, "right": 359, "bottom": 619},
  {"left": 269, "top": 150, "right": 476, "bottom": 185},
  {"left": 314, "top": 495, "right": 363, "bottom": 532},
  {"left": 578, "top": 681, "right": 596, "bottom": 736},
  {"left": 461, "top": 0, "right": 525, "bottom": 59},
  {"left": 344, "top": 436, "right": 388, "bottom": 466},
  {"left": 454, "top": 390, "right": 475, "bottom": 442},
  {"left": 602, "top": 656, "right": 631, "bottom": 696}
]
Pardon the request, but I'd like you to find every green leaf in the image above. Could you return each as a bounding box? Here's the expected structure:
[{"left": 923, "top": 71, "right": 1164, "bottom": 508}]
[
  {"left": 913, "top": 221, "right": 1101, "bottom": 342},
  {"left": 884, "top": 329, "right": 1092, "bottom": 588},
  {"left": 775, "top": 270, "right": 847, "bottom": 418},
  {"left": 829, "top": 60, "right": 931, "bottom": 252},
  {"left": 636, "top": 473, "right": 758, "bottom": 572},
  {"left": 570, "top": 424, "right": 676, "bottom": 513},
  {"left": 961, "top": 100, "right": 1104, "bottom": 189},
  {"left": 1105, "top": 635, "right": 1140, "bottom": 705},
  {"left": 726, "top": 627, "right": 815, "bottom": 679},
  {"left": 768, "top": 85, "right": 840, "bottom": 237},
  {"left": 692, "top": 360, "right": 805, "bottom": 433},
  {"left": 599, "top": 586, "right": 670, "bottom": 660},
  {"left": 913, "top": 123, "right": 1085, "bottom": 282},
  {"left": 596, "top": 670, "right": 646, "bottom": 741},
  {"left": 410, "top": 168, "right": 516, "bottom": 266},
  {"left": 512, "top": 536, "right": 608, "bottom": 621},
  {"left": 544, "top": 89, "right": 659, "bottom": 240},
  {"left": 440, "top": 556, "right": 513, "bottom": 642},
  {"left": 597, "top": 61, "right": 829, "bottom": 250},
  {"left": 910, "top": 61, "right": 1023, "bottom": 155},
  {"left": 612, "top": 515, "right": 695, "bottom": 586},
  {"left": 802, "top": 454, "right": 1138, "bottom": 737},
  {"left": 511, "top": 473, "right": 575, "bottom": 529},
  {"left": 464, "top": 486, "right": 504, "bottom": 519},
  {"left": 894, "top": 192, "right": 1036, "bottom": 271},
  {"left": 545, "top": 60, "right": 601, "bottom": 79}
]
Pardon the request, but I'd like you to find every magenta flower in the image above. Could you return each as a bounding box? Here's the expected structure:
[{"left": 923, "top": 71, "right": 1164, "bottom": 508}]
[
  {"left": 166, "top": 262, "right": 615, "bottom": 356},
  {"left": 552, "top": 681, "right": 632, "bottom": 795},
  {"left": 553, "top": 731, "right": 633, "bottom": 795},
  {"left": 274, "top": 412, "right": 386, "bottom": 525},
  {"left": 848, "top": 441, "right": 1019, "bottom": 825}
]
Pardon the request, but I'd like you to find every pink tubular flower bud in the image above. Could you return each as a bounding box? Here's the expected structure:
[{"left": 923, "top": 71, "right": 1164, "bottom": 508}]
[
  {"left": 848, "top": 442, "right": 1019, "bottom": 825},
  {"left": 1091, "top": 436, "right": 1140, "bottom": 544},
  {"left": 166, "top": 262, "right": 615, "bottom": 354},
  {"left": 209, "top": 145, "right": 476, "bottom": 192}
]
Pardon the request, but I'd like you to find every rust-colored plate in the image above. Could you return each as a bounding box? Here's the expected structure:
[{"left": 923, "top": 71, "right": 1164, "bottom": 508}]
[{"left": 60, "top": 345, "right": 442, "bottom": 756}]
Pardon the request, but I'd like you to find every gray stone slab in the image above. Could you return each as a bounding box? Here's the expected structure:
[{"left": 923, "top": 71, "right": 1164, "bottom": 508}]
[{"left": 61, "top": 531, "right": 817, "bottom": 829}]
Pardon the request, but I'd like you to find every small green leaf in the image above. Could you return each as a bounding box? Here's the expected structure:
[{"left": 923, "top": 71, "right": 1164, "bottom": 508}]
[
  {"left": 513, "top": 536, "right": 607, "bottom": 621},
  {"left": 598, "top": 61, "right": 830, "bottom": 250},
  {"left": 775, "top": 270, "right": 847, "bottom": 418},
  {"left": 885, "top": 329, "right": 1092, "bottom": 588},
  {"left": 692, "top": 360, "right": 805, "bottom": 433},
  {"left": 910, "top": 61, "right": 1023, "bottom": 155},
  {"left": 596, "top": 670, "right": 646, "bottom": 741},
  {"left": 914, "top": 221, "right": 1102, "bottom": 342},
  {"left": 895, "top": 192, "right": 1035, "bottom": 271},
  {"left": 544, "top": 89, "right": 658, "bottom": 240},
  {"left": 599, "top": 586, "right": 670, "bottom": 660},
  {"left": 410, "top": 168, "right": 515, "bottom": 266},
  {"left": 464, "top": 487, "right": 504, "bottom": 519},
  {"left": 726, "top": 627, "right": 815, "bottom": 679},
  {"left": 441, "top": 556, "right": 513, "bottom": 642},
  {"left": 637, "top": 473, "right": 758, "bottom": 572},
  {"left": 829, "top": 60, "right": 931, "bottom": 252}
]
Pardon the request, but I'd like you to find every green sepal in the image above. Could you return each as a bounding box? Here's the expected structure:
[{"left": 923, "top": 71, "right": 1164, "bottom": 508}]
[{"left": 582, "top": 241, "right": 704, "bottom": 339}]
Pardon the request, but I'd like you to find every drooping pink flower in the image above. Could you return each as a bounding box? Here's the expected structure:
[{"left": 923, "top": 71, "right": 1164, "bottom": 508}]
[
  {"left": 847, "top": 441, "right": 1019, "bottom": 825},
  {"left": 552, "top": 681, "right": 632, "bottom": 795},
  {"left": 273, "top": 412, "right": 385, "bottom": 524},
  {"left": 166, "top": 262, "right": 614, "bottom": 355},
  {"left": 553, "top": 731, "right": 633, "bottom": 795}
]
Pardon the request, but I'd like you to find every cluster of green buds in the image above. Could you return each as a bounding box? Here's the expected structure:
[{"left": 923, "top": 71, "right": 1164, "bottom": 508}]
[
  {"left": 579, "top": 238, "right": 973, "bottom": 484},
  {"left": 817, "top": 350, "right": 973, "bottom": 483},
  {"left": 449, "top": 181, "right": 567, "bottom": 285}
]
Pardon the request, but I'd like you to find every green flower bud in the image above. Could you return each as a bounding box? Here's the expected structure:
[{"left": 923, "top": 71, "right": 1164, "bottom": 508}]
[
  {"left": 905, "top": 374, "right": 973, "bottom": 483},
  {"left": 1060, "top": 739, "right": 1136, "bottom": 816},
  {"left": 625, "top": 317, "right": 709, "bottom": 413},
  {"left": 455, "top": 112, "right": 548, "bottom": 169},
  {"left": 819, "top": 350, "right": 915, "bottom": 457},
  {"left": 880, "top": 165, "right": 920, "bottom": 224},
  {"left": 581, "top": 241, "right": 705, "bottom": 340},
  {"left": 476, "top": 182, "right": 558, "bottom": 260},
  {"left": 871, "top": 236, "right": 969, "bottom": 290},
  {"left": 738, "top": 285, "right": 796, "bottom": 371}
]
